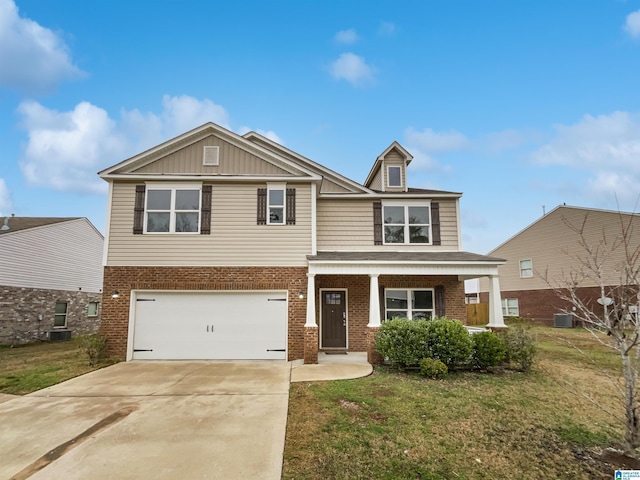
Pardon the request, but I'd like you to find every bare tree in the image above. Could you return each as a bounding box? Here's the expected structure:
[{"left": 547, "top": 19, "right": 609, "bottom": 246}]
[{"left": 546, "top": 210, "right": 640, "bottom": 456}]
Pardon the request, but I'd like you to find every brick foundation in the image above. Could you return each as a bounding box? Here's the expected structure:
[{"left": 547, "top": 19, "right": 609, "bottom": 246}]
[
  {"left": 304, "top": 326, "right": 319, "bottom": 364},
  {"left": 0, "top": 285, "right": 101, "bottom": 345}
]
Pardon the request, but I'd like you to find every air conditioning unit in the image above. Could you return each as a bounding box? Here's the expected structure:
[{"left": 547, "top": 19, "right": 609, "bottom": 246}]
[
  {"left": 553, "top": 313, "right": 574, "bottom": 328},
  {"left": 49, "top": 329, "right": 72, "bottom": 342}
]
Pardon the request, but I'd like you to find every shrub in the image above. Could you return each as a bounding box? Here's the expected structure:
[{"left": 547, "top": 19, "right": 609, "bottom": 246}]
[
  {"left": 419, "top": 358, "right": 448, "bottom": 379},
  {"left": 471, "top": 331, "right": 506, "bottom": 370},
  {"left": 78, "top": 334, "right": 107, "bottom": 366},
  {"left": 423, "top": 318, "right": 473, "bottom": 369},
  {"left": 374, "top": 318, "right": 430, "bottom": 369},
  {"left": 501, "top": 324, "right": 536, "bottom": 371}
]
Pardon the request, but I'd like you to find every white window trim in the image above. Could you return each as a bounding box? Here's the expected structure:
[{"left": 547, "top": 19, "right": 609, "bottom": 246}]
[
  {"left": 54, "top": 301, "right": 68, "bottom": 329},
  {"left": 267, "top": 182, "right": 286, "bottom": 226},
  {"left": 501, "top": 298, "right": 519, "bottom": 316},
  {"left": 144, "top": 183, "right": 202, "bottom": 234},
  {"left": 382, "top": 200, "right": 432, "bottom": 245},
  {"left": 87, "top": 301, "right": 99, "bottom": 317},
  {"left": 519, "top": 259, "right": 533, "bottom": 278},
  {"left": 385, "top": 288, "right": 435, "bottom": 320},
  {"left": 387, "top": 165, "right": 402, "bottom": 188}
]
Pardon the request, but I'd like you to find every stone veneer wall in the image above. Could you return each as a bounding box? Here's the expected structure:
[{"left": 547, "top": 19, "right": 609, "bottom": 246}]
[
  {"left": 100, "top": 266, "right": 308, "bottom": 361},
  {"left": 0, "top": 285, "right": 101, "bottom": 345}
]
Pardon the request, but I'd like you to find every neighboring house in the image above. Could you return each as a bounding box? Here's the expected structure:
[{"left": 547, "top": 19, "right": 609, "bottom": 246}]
[
  {"left": 0, "top": 216, "right": 104, "bottom": 344},
  {"left": 479, "top": 205, "right": 640, "bottom": 325},
  {"left": 98, "top": 122, "right": 506, "bottom": 363}
]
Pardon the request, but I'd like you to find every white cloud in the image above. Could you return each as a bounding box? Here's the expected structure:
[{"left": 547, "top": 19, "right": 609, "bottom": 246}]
[
  {"left": 403, "top": 127, "right": 468, "bottom": 172},
  {"left": 17, "top": 95, "right": 235, "bottom": 194},
  {"left": 0, "top": 0, "right": 84, "bottom": 93},
  {"left": 378, "top": 22, "right": 396, "bottom": 36},
  {"left": 531, "top": 111, "right": 640, "bottom": 204},
  {"left": 334, "top": 28, "right": 358, "bottom": 44},
  {"left": 330, "top": 53, "right": 374, "bottom": 86},
  {"left": 624, "top": 9, "right": 640, "bottom": 38},
  {"left": 238, "top": 126, "right": 284, "bottom": 145},
  {"left": 0, "top": 179, "right": 12, "bottom": 216}
]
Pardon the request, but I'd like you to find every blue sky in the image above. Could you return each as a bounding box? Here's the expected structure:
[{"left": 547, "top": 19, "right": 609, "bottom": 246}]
[{"left": 1, "top": 0, "right": 639, "bottom": 254}]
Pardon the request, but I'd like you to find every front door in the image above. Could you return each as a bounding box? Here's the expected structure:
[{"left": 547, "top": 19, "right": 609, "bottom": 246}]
[{"left": 321, "top": 291, "right": 347, "bottom": 348}]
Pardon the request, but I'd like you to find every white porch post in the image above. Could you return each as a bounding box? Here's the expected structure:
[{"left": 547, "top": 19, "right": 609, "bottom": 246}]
[
  {"left": 487, "top": 275, "right": 506, "bottom": 328},
  {"left": 368, "top": 274, "right": 381, "bottom": 327},
  {"left": 305, "top": 273, "right": 317, "bottom": 327}
]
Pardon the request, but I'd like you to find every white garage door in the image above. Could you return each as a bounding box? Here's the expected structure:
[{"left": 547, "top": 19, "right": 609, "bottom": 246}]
[{"left": 131, "top": 291, "right": 287, "bottom": 360}]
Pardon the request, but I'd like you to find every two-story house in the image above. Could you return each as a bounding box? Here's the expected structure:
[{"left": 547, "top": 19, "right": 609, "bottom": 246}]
[{"left": 98, "top": 122, "right": 506, "bottom": 363}]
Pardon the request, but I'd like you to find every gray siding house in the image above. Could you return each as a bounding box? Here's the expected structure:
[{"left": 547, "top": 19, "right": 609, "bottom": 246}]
[{"left": 0, "top": 217, "right": 104, "bottom": 344}]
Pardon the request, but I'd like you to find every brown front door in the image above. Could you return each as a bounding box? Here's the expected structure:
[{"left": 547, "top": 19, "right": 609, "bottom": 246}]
[{"left": 321, "top": 291, "right": 347, "bottom": 348}]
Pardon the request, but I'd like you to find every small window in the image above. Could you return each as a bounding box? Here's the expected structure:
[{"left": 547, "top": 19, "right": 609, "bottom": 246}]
[
  {"left": 502, "top": 298, "right": 519, "bottom": 316},
  {"left": 385, "top": 289, "right": 434, "bottom": 320},
  {"left": 387, "top": 166, "right": 402, "bottom": 187},
  {"left": 520, "top": 259, "right": 533, "bottom": 278},
  {"left": 87, "top": 302, "right": 99, "bottom": 317},
  {"left": 267, "top": 185, "right": 285, "bottom": 225},
  {"left": 54, "top": 301, "right": 68, "bottom": 328},
  {"left": 203, "top": 146, "right": 219, "bottom": 166}
]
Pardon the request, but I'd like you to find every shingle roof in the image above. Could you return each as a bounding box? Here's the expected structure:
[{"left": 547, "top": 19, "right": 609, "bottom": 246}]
[
  {"left": 0, "top": 217, "right": 78, "bottom": 235},
  {"left": 308, "top": 251, "right": 505, "bottom": 263}
]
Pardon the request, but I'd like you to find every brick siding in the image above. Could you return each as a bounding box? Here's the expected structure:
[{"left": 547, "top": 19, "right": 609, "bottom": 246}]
[{"left": 0, "top": 285, "right": 101, "bottom": 345}]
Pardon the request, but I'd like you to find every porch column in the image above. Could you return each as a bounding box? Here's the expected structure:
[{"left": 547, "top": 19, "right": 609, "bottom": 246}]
[
  {"left": 487, "top": 275, "right": 507, "bottom": 329},
  {"left": 367, "top": 274, "right": 384, "bottom": 365},
  {"left": 304, "top": 273, "right": 318, "bottom": 364},
  {"left": 368, "top": 274, "right": 381, "bottom": 327}
]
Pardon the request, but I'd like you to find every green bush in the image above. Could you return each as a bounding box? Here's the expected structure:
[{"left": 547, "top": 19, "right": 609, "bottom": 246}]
[
  {"left": 78, "top": 334, "right": 107, "bottom": 366},
  {"left": 471, "top": 331, "right": 506, "bottom": 370},
  {"left": 374, "top": 318, "right": 430, "bottom": 369},
  {"left": 501, "top": 325, "right": 536, "bottom": 371},
  {"left": 423, "top": 318, "right": 473, "bottom": 369},
  {"left": 419, "top": 358, "right": 448, "bottom": 379}
]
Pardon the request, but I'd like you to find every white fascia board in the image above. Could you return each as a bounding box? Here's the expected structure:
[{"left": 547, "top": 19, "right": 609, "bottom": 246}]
[
  {"left": 102, "top": 180, "right": 113, "bottom": 266},
  {"left": 307, "top": 262, "right": 502, "bottom": 276},
  {"left": 317, "top": 192, "right": 462, "bottom": 199},
  {"left": 100, "top": 174, "right": 323, "bottom": 182}
]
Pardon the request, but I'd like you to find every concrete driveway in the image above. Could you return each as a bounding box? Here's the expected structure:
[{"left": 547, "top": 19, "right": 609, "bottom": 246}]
[{"left": 0, "top": 361, "right": 290, "bottom": 480}]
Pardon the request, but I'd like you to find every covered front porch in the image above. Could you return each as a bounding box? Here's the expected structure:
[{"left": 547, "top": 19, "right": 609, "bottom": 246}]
[{"left": 302, "top": 251, "right": 506, "bottom": 364}]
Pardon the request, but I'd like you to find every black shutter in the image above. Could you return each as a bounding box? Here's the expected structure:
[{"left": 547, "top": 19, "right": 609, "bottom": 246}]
[
  {"left": 431, "top": 202, "right": 441, "bottom": 246},
  {"left": 286, "top": 188, "right": 296, "bottom": 225},
  {"left": 200, "top": 185, "right": 212, "bottom": 235},
  {"left": 379, "top": 285, "right": 386, "bottom": 322},
  {"left": 133, "top": 185, "right": 146, "bottom": 234},
  {"left": 257, "top": 188, "right": 267, "bottom": 225},
  {"left": 435, "top": 285, "right": 445, "bottom": 318},
  {"left": 373, "top": 201, "right": 383, "bottom": 245}
]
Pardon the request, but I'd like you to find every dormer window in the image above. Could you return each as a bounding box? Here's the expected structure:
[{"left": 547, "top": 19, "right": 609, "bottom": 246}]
[{"left": 387, "top": 166, "right": 402, "bottom": 188}]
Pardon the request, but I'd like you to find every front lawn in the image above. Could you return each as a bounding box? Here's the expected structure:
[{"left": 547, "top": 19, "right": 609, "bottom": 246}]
[
  {"left": 283, "top": 326, "right": 632, "bottom": 479},
  {"left": 0, "top": 339, "right": 110, "bottom": 395}
]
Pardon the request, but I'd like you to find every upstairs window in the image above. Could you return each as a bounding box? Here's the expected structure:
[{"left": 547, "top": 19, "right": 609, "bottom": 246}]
[
  {"left": 145, "top": 187, "right": 201, "bottom": 233},
  {"left": 267, "top": 184, "right": 285, "bottom": 225},
  {"left": 387, "top": 166, "right": 402, "bottom": 188},
  {"left": 519, "top": 259, "right": 533, "bottom": 278},
  {"left": 383, "top": 204, "right": 430, "bottom": 244}
]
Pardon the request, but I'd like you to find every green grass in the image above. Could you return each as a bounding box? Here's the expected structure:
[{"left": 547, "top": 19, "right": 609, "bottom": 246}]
[
  {"left": 0, "top": 339, "right": 112, "bottom": 395},
  {"left": 283, "top": 326, "right": 625, "bottom": 479}
]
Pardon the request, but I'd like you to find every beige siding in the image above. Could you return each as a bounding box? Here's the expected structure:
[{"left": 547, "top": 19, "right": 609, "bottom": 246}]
[
  {"left": 0, "top": 219, "right": 104, "bottom": 292},
  {"left": 320, "top": 178, "right": 353, "bottom": 194},
  {"left": 479, "top": 207, "right": 640, "bottom": 292},
  {"left": 369, "top": 167, "right": 383, "bottom": 191},
  {"left": 316, "top": 198, "right": 459, "bottom": 250},
  {"left": 382, "top": 151, "right": 406, "bottom": 192},
  {"left": 133, "top": 136, "right": 293, "bottom": 176},
  {"left": 106, "top": 182, "right": 312, "bottom": 266}
]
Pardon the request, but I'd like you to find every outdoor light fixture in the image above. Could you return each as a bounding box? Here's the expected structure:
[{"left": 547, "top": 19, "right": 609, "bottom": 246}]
[
  {"left": 112, "top": 290, "right": 120, "bottom": 299},
  {"left": 299, "top": 291, "right": 305, "bottom": 299}
]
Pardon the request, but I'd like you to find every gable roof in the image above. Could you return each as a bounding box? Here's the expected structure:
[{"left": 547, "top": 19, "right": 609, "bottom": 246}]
[
  {"left": 487, "top": 204, "right": 640, "bottom": 254},
  {"left": 364, "top": 141, "right": 413, "bottom": 188},
  {"left": 0, "top": 217, "right": 79, "bottom": 235},
  {"left": 99, "top": 122, "right": 321, "bottom": 181}
]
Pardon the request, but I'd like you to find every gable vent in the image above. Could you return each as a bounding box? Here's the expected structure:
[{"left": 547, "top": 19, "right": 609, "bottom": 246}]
[{"left": 203, "top": 146, "right": 220, "bottom": 166}]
